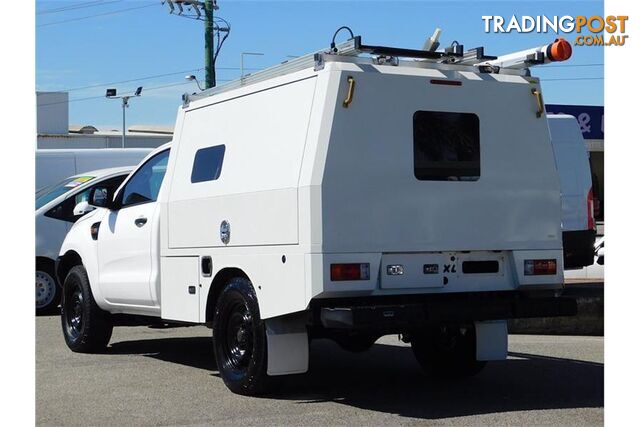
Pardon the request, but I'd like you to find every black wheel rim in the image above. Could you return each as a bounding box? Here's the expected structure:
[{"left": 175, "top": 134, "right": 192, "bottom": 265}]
[
  {"left": 64, "top": 285, "right": 84, "bottom": 340},
  {"left": 220, "top": 296, "right": 254, "bottom": 373}
]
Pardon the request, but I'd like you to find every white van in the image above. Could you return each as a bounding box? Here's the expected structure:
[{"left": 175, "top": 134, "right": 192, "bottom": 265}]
[
  {"left": 36, "top": 167, "right": 132, "bottom": 313},
  {"left": 565, "top": 236, "right": 604, "bottom": 282},
  {"left": 56, "top": 35, "right": 576, "bottom": 395},
  {"left": 36, "top": 148, "right": 151, "bottom": 191},
  {"left": 547, "top": 115, "right": 596, "bottom": 269}
]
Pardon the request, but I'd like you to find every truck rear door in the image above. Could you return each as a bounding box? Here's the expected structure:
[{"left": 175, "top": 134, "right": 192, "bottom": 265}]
[{"left": 320, "top": 66, "right": 562, "bottom": 255}]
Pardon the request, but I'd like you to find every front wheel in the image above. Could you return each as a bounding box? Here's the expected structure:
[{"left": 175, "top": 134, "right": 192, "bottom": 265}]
[
  {"left": 213, "top": 277, "right": 269, "bottom": 396},
  {"left": 61, "top": 265, "right": 113, "bottom": 353},
  {"left": 411, "top": 324, "right": 486, "bottom": 379}
]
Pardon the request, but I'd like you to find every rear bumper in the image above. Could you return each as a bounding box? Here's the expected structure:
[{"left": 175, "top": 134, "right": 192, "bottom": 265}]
[
  {"left": 563, "top": 229, "right": 596, "bottom": 269},
  {"left": 313, "top": 291, "right": 577, "bottom": 331}
]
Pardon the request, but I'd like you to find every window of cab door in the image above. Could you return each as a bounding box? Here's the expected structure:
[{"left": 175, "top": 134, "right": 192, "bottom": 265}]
[
  {"left": 45, "top": 175, "right": 128, "bottom": 223},
  {"left": 118, "top": 149, "right": 171, "bottom": 209}
]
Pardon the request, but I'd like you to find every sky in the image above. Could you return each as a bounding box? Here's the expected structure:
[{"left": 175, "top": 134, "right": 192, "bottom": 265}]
[{"left": 36, "top": 0, "right": 604, "bottom": 129}]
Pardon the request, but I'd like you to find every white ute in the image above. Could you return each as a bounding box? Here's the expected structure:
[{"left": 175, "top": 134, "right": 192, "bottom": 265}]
[
  {"left": 36, "top": 167, "right": 132, "bottom": 313},
  {"left": 57, "top": 32, "right": 577, "bottom": 395}
]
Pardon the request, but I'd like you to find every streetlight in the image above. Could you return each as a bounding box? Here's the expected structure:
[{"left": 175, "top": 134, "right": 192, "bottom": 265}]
[
  {"left": 240, "top": 52, "right": 264, "bottom": 81},
  {"left": 185, "top": 74, "right": 204, "bottom": 91},
  {"left": 106, "top": 86, "right": 143, "bottom": 148}
]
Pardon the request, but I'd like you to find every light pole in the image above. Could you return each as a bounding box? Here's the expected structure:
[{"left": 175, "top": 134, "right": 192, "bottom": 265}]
[
  {"left": 106, "top": 86, "right": 142, "bottom": 148},
  {"left": 241, "top": 52, "right": 264, "bottom": 81},
  {"left": 185, "top": 74, "right": 204, "bottom": 91}
]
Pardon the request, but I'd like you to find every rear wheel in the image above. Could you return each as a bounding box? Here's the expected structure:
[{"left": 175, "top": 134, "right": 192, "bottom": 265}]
[
  {"left": 36, "top": 266, "right": 60, "bottom": 315},
  {"left": 213, "top": 277, "right": 269, "bottom": 396},
  {"left": 411, "top": 324, "right": 486, "bottom": 379},
  {"left": 61, "top": 265, "right": 113, "bottom": 353}
]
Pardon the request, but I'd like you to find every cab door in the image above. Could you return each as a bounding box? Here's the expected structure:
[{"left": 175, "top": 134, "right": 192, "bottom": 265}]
[{"left": 97, "top": 149, "right": 170, "bottom": 307}]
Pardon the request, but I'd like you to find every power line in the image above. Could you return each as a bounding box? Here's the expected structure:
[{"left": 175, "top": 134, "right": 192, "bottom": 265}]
[
  {"left": 63, "top": 68, "right": 206, "bottom": 92},
  {"left": 37, "top": 3, "right": 156, "bottom": 27},
  {"left": 540, "top": 63, "right": 604, "bottom": 68},
  {"left": 37, "top": 1, "right": 123, "bottom": 15},
  {"left": 43, "top": 62, "right": 601, "bottom": 94},
  {"left": 41, "top": 65, "right": 260, "bottom": 93},
  {"left": 39, "top": 81, "right": 193, "bottom": 106},
  {"left": 38, "top": 79, "right": 231, "bottom": 107},
  {"left": 541, "top": 77, "right": 604, "bottom": 81},
  {"left": 38, "top": 75, "right": 601, "bottom": 106}
]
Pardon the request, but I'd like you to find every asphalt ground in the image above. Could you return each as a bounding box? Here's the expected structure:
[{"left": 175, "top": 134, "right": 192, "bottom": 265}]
[{"left": 37, "top": 314, "right": 603, "bottom": 426}]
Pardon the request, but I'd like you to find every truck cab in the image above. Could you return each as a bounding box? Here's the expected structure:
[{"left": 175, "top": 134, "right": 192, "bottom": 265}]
[{"left": 56, "top": 34, "right": 576, "bottom": 396}]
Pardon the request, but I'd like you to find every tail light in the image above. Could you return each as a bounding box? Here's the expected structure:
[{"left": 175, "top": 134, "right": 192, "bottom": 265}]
[
  {"left": 524, "top": 259, "right": 557, "bottom": 276},
  {"left": 330, "top": 263, "right": 370, "bottom": 281},
  {"left": 587, "top": 188, "right": 596, "bottom": 230}
]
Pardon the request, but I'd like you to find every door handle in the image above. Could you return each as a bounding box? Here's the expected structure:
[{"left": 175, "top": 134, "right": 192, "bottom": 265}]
[
  {"left": 135, "top": 217, "right": 148, "bottom": 227},
  {"left": 342, "top": 75, "right": 355, "bottom": 108},
  {"left": 531, "top": 87, "right": 544, "bottom": 118}
]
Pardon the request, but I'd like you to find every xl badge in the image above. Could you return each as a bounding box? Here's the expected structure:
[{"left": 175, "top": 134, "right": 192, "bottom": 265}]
[
  {"left": 220, "top": 220, "right": 231, "bottom": 245},
  {"left": 423, "top": 264, "right": 439, "bottom": 274}
]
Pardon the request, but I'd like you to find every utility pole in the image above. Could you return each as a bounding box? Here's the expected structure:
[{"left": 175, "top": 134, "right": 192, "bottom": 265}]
[
  {"left": 162, "top": 1, "right": 228, "bottom": 89},
  {"left": 204, "top": 0, "right": 214, "bottom": 89}
]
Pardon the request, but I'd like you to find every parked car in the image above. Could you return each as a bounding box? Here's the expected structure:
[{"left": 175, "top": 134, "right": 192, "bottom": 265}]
[
  {"left": 547, "top": 115, "right": 596, "bottom": 269},
  {"left": 57, "top": 35, "right": 576, "bottom": 395},
  {"left": 36, "top": 148, "right": 151, "bottom": 191},
  {"left": 36, "top": 167, "right": 132, "bottom": 314},
  {"left": 564, "top": 236, "right": 604, "bottom": 282}
]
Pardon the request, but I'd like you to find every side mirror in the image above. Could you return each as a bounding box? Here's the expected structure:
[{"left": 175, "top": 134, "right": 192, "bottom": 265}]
[
  {"left": 73, "top": 201, "right": 95, "bottom": 217},
  {"left": 89, "top": 186, "right": 116, "bottom": 210},
  {"left": 596, "top": 247, "right": 604, "bottom": 265}
]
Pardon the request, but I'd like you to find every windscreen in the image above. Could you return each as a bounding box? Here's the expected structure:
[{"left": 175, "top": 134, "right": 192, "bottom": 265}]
[{"left": 35, "top": 176, "right": 95, "bottom": 210}]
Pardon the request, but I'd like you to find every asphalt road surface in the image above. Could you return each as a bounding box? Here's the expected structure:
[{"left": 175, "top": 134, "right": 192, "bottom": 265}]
[{"left": 37, "top": 315, "right": 603, "bottom": 426}]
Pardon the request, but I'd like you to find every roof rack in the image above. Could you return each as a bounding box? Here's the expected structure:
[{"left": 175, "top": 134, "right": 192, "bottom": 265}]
[
  {"left": 182, "top": 35, "right": 571, "bottom": 106},
  {"left": 349, "top": 36, "right": 459, "bottom": 60},
  {"left": 183, "top": 35, "right": 467, "bottom": 106}
]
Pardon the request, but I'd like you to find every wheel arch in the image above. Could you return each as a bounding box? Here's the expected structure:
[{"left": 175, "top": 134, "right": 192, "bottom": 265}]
[
  {"left": 56, "top": 250, "right": 83, "bottom": 286},
  {"left": 205, "top": 267, "right": 250, "bottom": 325},
  {"left": 36, "top": 256, "right": 56, "bottom": 277}
]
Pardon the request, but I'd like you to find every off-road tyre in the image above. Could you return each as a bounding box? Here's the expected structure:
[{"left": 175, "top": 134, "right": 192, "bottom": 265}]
[
  {"left": 61, "top": 265, "right": 113, "bottom": 353},
  {"left": 213, "top": 277, "right": 270, "bottom": 396}
]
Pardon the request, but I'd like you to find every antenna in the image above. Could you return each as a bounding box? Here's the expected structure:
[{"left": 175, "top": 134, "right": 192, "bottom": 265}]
[{"left": 423, "top": 28, "right": 442, "bottom": 52}]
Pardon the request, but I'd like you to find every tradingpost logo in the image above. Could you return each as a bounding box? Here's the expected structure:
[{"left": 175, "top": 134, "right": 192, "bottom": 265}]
[{"left": 482, "top": 15, "right": 629, "bottom": 46}]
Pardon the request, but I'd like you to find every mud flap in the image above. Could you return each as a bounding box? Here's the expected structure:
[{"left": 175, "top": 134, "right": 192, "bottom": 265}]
[
  {"left": 265, "top": 312, "right": 309, "bottom": 376},
  {"left": 475, "top": 320, "right": 508, "bottom": 361}
]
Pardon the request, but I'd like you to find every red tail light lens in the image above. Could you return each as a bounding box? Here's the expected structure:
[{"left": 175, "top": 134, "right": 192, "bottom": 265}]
[
  {"left": 524, "top": 259, "right": 557, "bottom": 276},
  {"left": 587, "top": 188, "right": 595, "bottom": 230},
  {"left": 330, "top": 263, "right": 370, "bottom": 281}
]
